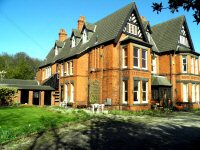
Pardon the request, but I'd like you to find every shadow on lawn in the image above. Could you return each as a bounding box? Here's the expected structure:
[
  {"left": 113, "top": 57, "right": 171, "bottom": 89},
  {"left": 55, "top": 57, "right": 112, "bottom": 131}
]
[{"left": 28, "top": 117, "right": 200, "bottom": 150}]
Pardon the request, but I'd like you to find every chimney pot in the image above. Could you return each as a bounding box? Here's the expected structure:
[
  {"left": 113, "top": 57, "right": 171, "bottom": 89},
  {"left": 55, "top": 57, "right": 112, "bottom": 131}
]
[
  {"left": 78, "top": 16, "right": 86, "bottom": 31},
  {"left": 59, "top": 29, "right": 67, "bottom": 42}
]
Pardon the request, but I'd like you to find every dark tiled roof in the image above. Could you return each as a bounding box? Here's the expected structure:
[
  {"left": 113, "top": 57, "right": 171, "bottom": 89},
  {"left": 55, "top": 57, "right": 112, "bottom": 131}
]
[
  {"left": 0, "top": 79, "right": 54, "bottom": 90},
  {"left": 84, "top": 22, "right": 96, "bottom": 32},
  {"left": 151, "top": 16, "right": 185, "bottom": 52},
  {"left": 72, "top": 29, "right": 81, "bottom": 38},
  {"left": 0, "top": 79, "right": 38, "bottom": 85},
  {"left": 40, "top": 2, "right": 135, "bottom": 67}
]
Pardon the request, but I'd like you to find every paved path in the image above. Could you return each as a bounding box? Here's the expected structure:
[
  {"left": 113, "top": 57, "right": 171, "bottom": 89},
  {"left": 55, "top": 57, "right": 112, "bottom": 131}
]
[{"left": 2, "top": 112, "right": 200, "bottom": 150}]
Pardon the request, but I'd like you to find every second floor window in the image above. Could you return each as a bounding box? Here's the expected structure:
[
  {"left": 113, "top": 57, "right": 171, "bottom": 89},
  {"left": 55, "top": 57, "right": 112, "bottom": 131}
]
[
  {"left": 195, "top": 59, "right": 199, "bottom": 74},
  {"left": 182, "top": 56, "right": 187, "bottom": 73},
  {"left": 123, "top": 47, "right": 128, "bottom": 68},
  {"left": 142, "top": 49, "right": 147, "bottom": 70},
  {"left": 134, "top": 47, "right": 140, "bottom": 68},
  {"left": 70, "top": 61, "right": 74, "bottom": 75},
  {"left": 66, "top": 61, "right": 74, "bottom": 76},
  {"left": 152, "top": 57, "right": 157, "bottom": 74},
  {"left": 191, "top": 57, "right": 194, "bottom": 74}
]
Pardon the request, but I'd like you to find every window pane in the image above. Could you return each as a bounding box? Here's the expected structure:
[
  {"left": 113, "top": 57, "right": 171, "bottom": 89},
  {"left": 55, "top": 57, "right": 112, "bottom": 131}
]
[
  {"left": 134, "top": 48, "right": 138, "bottom": 57},
  {"left": 134, "top": 58, "right": 138, "bottom": 66},
  {"left": 134, "top": 92, "right": 138, "bottom": 101},
  {"left": 142, "top": 81, "right": 146, "bottom": 91},
  {"left": 143, "top": 92, "right": 146, "bottom": 101},
  {"left": 134, "top": 81, "right": 138, "bottom": 91},
  {"left": 142, "top": 60, "right": 146, "bottom": 68},
  {"left": 142, "top": 50, "right": 146, "bottom": 59},
  {"left": 125, "top": 92, "right": 128, "bottom": 102}
]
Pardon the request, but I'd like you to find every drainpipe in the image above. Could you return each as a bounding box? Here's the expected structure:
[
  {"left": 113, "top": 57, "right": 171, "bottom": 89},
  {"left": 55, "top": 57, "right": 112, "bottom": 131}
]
[
  {"left": 119, "top": 45, "right": 122, "bottom": 110},
  {"left": 170, "top": 53, "right": 174, "bottom": 105},
  {"left": 101, "top": 45, "right": 104, "bottom": 104}
]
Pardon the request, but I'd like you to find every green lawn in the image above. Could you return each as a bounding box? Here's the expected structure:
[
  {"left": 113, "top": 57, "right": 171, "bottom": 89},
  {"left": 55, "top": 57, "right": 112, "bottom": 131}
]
[{"left": 0, "top": 106, "right": 91, "bottom": 144}]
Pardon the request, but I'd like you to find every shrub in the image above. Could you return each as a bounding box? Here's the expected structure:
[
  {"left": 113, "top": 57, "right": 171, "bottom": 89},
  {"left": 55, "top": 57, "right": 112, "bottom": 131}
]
[{"left": 0, "top": 86, "right": 17, "bottom": 106}]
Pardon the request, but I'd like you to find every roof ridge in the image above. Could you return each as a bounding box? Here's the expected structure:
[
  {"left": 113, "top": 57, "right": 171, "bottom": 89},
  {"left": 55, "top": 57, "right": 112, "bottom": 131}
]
[
  {"left": 152, "top": 15, "right": 185, "bottom": 28},
  {"left": 94, "top": 2, "right": 134, "bottom": 25}
]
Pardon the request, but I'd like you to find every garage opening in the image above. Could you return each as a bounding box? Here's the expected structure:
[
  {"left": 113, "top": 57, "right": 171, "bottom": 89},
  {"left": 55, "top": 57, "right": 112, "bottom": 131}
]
[
  {"left": 44, "top": 91, "right": 51, "bottom": 105},
  {"left": 20, "top": 90, "right": 29, "bottom": 104}
]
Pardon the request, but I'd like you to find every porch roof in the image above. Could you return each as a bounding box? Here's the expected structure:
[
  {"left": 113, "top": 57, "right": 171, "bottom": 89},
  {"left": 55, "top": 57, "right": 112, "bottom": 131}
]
[
  {"left": 152, "top": 76, "right": 172, "bottom": 86},
  {"left": 0, "top": 79, "right": 54, "bottom": 91}
]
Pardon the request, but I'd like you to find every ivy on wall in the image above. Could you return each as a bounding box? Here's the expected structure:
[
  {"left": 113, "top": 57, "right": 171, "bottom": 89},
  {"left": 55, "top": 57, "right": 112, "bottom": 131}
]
[{"left": 89, "top": 80, "right": 100, "bottom": 104}]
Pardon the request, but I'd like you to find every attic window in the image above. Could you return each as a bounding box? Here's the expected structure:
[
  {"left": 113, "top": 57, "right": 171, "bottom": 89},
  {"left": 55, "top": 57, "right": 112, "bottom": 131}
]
[
  {"left": 127, "top": 23, "right": 138, "bottom": 35},
  {"left": 82, "top": 29, "right": 88, "bottom": 43},
  {"left": 179, "top": 26, "right": 189, "bottom": 47},
  {"left": 72, "top": 36, "right": 76, "bottom": 48},
  {"left": 55, "top": 46, "right": 58, "bottom": 56}
]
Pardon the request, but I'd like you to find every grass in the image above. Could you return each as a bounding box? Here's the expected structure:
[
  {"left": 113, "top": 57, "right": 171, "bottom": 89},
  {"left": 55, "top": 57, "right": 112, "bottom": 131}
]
[{"left": 0, "top": 106, "right": 92, "bottom": 144}]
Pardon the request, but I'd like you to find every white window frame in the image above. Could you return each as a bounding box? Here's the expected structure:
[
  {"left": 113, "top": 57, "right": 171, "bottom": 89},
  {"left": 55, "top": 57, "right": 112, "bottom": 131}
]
[
  {"left": 152, "top": 57, "right": 157, "bottom": 74},
  {"left": 142, "top": 81, "right": 148, "bottom": 103},
  {"left": 196, "top": 85, "right": 199, "bottom": 104},
  {"left": 182, "top": 56, "right": 187, "bottom": 73},
  {"left": 55, "top": 46, "right": 58, "bottom": 56},
  {"left": 134, "top": 47, "right": 140, "bottom": 68},
  {"left": 122, "top": 47, "right": 128, "bottom": 68},
  {"left": 192, "top": 84, "right": 196, "bottom": 103},
  {"left": 72, "top": 36, "right": 76, "bottom": 48},
  {"left": 195, "top": 58, "right": 198, "bottom": 74},
  {"left": 70, "top": 61, "right": 73, "bottom": 75},
  {"left": 65, "top": 84, "right": 68, "bottom": 101},
  {"left": 127, "top": 23, "right": 138, "bottom": 35},
  {"left": 183, "top": 83, "right": 188, "bottom": 102},
  {"left": 134, "top": 80, "right": 140, "bottom": 104},
  {"left": 70, "top": 83, "right": 74, "bottom": 103},
  {"left": 60, "top": 63, "right": 64, "bottom": 77},
  {"left": 122, "top": 80, "right": 128, "bottom": 104},
  {"left": 191, "top": 57, "right": 194, "bottom": 74},
  {"left": 142, "top": 49, "right": 147, "bottom": 70},
  {"left": 82, "top": 29, "right": 88, "bottom": 43},
  {"left": 67, "top": 62, "right": 70, "bottom": 76}
]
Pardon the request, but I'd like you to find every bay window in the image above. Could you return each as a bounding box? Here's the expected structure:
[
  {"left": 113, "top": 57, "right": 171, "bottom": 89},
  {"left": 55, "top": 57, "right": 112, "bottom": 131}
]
[
  {"left": 142, "top": 81, "right": 148, "bottom": 103},
  {"left": 122, "top": 80, "right": 128, "bottom": 104},
  {"left": 134, "top": 80, "right": 140, "bottom": 103},
  {"left": 183, "top": 83, "right": 188, "bottom": 102},
  {"left": 182, "top": 56, "right": 187, "bottom": 73},
  {"left": 134, "top": 47, "right": 140, "bottom": 68},
  {"left": 122, "top": 47, "right": 128, "bottom": 68},
  {"left": 142, "top": 49, "right": 147, "bottom": 69}
]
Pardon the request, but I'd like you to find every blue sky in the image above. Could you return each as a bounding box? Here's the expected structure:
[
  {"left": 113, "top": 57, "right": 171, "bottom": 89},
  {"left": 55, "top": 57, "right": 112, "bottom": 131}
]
[{"left": 0, "top": 0, "right": 199, "bottom": 60}]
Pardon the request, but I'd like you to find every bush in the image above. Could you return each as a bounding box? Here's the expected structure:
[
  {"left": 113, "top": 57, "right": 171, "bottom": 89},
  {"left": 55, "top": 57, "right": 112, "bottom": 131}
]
[{"left": 0, "top": 86, "right": 17, "bottom": 106}]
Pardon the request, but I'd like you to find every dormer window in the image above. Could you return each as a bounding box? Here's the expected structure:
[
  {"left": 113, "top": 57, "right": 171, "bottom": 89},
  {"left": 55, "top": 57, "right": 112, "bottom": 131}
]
[
  {"left": 82, "top": 29, "right": 88, "bottom": 43},
  {"left": 55, "top": 46, "right": 58, "bottom": 56},
  {"left": 72, "top": 36, "right": 76, "bottom": 48}
]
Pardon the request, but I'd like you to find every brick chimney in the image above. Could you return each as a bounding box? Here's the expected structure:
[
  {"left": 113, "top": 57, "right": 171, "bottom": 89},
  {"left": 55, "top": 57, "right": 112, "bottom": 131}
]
[
  {"left": 78, "top": 16, "right": 86, "bottom": 31},
  {"left": 141, "top": 16, "right": 147, "bottom": 22},
  {"left": 59, "top": 29, "right": 67, "bottom": 42}
]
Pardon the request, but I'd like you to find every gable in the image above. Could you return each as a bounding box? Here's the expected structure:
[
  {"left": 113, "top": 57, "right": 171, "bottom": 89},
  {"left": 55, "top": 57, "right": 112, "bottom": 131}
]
[{"left": 122, "top": 11, "right": 144, "bottom": 40}]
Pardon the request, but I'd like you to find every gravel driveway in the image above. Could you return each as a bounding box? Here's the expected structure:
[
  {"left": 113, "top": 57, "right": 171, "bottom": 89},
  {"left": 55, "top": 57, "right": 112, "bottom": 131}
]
[{"left": 2, "top": 112, "right": 200, "bottom": 150}]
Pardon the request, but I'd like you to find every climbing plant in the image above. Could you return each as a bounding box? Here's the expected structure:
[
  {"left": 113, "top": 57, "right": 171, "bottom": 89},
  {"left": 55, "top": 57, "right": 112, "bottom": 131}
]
[{"left": 89, "top": 80, "right": 100, "bottom": 104}]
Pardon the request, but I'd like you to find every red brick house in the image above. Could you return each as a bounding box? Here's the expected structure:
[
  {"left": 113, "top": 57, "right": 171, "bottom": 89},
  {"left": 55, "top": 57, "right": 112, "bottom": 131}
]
[{"left": 34, "top": 2, "right": 200, "bottom": 110}]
